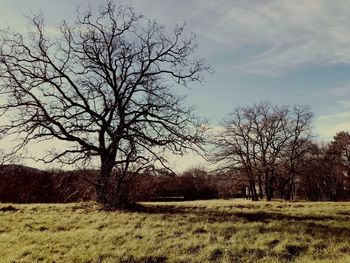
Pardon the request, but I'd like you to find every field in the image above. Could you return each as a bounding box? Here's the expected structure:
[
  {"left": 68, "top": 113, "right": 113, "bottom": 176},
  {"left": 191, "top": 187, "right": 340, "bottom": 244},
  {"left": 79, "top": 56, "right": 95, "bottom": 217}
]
[{"left": 1, "top": 200, "right": 350, "bottom": 263}]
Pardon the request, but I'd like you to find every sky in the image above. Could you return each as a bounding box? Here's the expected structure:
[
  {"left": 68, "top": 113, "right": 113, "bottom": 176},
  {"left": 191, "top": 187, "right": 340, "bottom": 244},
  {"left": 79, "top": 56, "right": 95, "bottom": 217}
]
[{"left": 1, "top": 0, "right": 350, "bottom": 171}]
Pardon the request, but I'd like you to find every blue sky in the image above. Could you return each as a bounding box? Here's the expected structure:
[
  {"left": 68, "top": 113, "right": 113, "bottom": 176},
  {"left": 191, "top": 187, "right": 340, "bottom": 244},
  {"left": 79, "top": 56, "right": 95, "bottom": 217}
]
[
  {"left": 1, "top": 0, "right": 350, "bottom": 170},
  {"left": 130, "top": 0, "right": 350, "bottom": 141}
]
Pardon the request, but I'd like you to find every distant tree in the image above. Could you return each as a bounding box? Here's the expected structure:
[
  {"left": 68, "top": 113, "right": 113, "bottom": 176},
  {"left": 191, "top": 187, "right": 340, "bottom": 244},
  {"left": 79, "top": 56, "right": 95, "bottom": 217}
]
[
  {"left": 181, "top": 167, "right": 213, "bottom": 199},
  {"left": 295, "top": 142, "right": 326, "bottom": 200},
  {"left": 211, "top": 105, "right": 260, "bottom": 200},
  {"left": 212, "top": 102, "right": 313, "bottom": 201},
  {"left": 0, "top": 2, "right": 209, "bottom": 209},
  {"left": 278, "top": 106, "right": 313, "bottom": 200},
  {"left": 331, "top": 131, "right": 350, "bottom": 174},
  {"left": 296, "top": 138, "right": 350, "bottom": 201},
  {"left": 322, "top": 131, "right": 350, "bottom": 200}
]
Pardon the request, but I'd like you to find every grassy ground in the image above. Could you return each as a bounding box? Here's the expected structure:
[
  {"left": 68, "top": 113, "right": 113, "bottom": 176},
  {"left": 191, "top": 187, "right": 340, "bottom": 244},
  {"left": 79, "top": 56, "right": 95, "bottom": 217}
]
[{"left": 1, "top": 200, "right": 350, "bottom": 263}]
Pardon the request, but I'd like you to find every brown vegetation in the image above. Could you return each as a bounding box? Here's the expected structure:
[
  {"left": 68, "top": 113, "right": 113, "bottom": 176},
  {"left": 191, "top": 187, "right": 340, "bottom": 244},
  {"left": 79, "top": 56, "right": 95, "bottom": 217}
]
[
  {"left": 0, "top": 165, "right": 96, "bottom": 203},
  {"left": 0, "top": 166, "right": 240, "bottom": 204},
  {"left": 1, "top": 149, "right": 349, "bottom": 203}
]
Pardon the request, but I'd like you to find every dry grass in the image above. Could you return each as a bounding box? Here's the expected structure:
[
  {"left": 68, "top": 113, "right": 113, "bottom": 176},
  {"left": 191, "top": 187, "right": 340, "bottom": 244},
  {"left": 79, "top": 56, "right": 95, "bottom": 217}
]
[{"left": 1, "top": 199, "right": 350, "bottom": 262}]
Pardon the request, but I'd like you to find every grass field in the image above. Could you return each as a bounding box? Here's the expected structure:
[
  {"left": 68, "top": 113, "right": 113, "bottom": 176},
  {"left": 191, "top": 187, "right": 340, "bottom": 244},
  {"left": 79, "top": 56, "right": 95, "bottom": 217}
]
[{"left": 1, "top": 199, "right": 350, "bottom": 262}]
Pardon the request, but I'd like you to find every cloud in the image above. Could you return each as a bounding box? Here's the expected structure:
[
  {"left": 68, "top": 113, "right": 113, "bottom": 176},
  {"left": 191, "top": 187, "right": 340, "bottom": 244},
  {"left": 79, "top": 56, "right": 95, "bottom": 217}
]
[
  {"left": 166, "top": 151, "right": 210, "bottom": 173},
  {"left": 336, "top": 101, "right": 350, "bottom": 108},
  {"left": 3, "top": 0, "right": 350, "bottom": 76},
  {"left": 4, "top": 0, "right": 350, "bottom": 76},
  {"left": 315, "top": 112, "right": 350, "bottom": 141},
  {"left": 318, "top": 83, "right": 350, "bottom": 99},
  {"left": 130, "top": 0, "right": 350, "bottom": 76}
]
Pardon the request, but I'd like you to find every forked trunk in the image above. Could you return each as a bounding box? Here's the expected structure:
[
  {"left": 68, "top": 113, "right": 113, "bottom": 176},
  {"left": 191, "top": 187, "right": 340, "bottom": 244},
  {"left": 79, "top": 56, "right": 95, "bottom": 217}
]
[{"left": 96, "top": 153, "right": 134, "bottom": 209}]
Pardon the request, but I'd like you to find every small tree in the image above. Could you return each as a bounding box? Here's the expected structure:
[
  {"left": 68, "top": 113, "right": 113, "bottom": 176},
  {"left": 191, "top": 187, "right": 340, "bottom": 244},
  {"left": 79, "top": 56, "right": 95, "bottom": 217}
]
[
  {"left": 0, "top": 2, "right": 209, "bottom": 209},
  {"left": 331, "top": 131, "right": 350, "bottom": 174}
]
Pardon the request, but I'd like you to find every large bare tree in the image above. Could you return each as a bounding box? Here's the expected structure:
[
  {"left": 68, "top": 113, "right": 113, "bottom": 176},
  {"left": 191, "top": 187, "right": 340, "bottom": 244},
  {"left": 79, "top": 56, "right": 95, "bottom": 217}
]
[{"left": 0, "top": 2, "right": 209, "bottom": 208}]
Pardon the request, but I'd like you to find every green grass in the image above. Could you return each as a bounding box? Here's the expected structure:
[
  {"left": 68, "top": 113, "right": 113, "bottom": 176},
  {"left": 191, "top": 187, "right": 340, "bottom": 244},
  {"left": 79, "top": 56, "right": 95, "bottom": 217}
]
[{"left": 1, "top": 199, "right": 350, "bottom": 262}]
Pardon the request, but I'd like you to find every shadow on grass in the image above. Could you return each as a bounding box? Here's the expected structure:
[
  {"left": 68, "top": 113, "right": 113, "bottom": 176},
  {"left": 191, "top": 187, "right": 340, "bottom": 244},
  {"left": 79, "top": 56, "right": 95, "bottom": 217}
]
[
  {"left": 126, "top": 203, "right": 350, "bottom": 262},
  {"left": 130, "top": 203, "right": 350, "bottom": 240},
  {"left": 132, "top": 203, "right": 348, "bottom": 221},
  {"left": 0, "top": 205, "right": 19, "bottom": 212}
]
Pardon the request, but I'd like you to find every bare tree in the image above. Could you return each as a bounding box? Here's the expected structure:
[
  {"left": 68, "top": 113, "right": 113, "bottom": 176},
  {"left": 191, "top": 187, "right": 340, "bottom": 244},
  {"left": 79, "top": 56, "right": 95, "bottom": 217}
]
[
  {"left": 212, "top": 102, "right": 313, "bottom": 201},
  {"left": 212, "top": 105, "right": 261, "bottom": 201},
  {"left": 279, "top": 106, "right": 313, "bottom": 200},
  {"left": 0, "top": 2, "right": 209, "bottom": 209},
  {"left": 249, "top": 103, "right": 291, "bottom": 201}
]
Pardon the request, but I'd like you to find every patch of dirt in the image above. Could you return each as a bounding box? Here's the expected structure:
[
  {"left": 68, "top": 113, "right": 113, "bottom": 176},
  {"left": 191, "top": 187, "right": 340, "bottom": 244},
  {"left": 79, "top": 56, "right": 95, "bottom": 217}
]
[
  {"left": 173, "top": 231, "right": 183, "bottom": 237},
  {"left": 193, "top": 227, "right": 207, "bottom": 234},
  {"left": 121, "top": 256, "right": 167, "bottom": 263},
  {"left": 337, "top": 211, "right": 350, "bottom": 216},
  {"left": 281, "top": 245, "right": 308, "bottom": 261},
  {"left": 339, "top": 246, "right": 350, "bottom": 253},
  {"left": 209, "top": 248, "right": 223, "bottom": 261},
  {"left": 267, "top": 239, "right": 280, "bottom": 248},
  {"left": 234, "top": 204, "right": 259, "bottom": 209},
  {"left": 38, "top": 226, "right": 49, "bottom": 231},
  {"left": 187, "top": 245, "right": 202, "bottom": 254},
  {"left": 55, "top": 226, "right": 66, "bottom": 231},
  {"left": 252, "top": 249, "right": 266, "bottom": 259},
  {"left": 0, "top": 205, "right": 18, "bottom": 212}
]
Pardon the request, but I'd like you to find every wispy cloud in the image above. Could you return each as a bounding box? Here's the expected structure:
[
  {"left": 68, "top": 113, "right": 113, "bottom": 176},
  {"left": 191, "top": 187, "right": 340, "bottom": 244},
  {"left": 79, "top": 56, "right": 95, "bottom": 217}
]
[
  {"left": 4, "top": 0, "right": 350, "bottom": 76},
  {"left": 130, "top": 0, "right": 350, "bottom": 76}
]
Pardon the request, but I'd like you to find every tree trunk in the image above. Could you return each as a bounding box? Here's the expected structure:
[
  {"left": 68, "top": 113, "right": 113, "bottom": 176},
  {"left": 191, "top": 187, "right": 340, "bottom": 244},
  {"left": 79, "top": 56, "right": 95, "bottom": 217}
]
[
  {"left": 96, "top": 152, "right": 135, "bottom": 209},
  {"left": 257, "top": 173, "right": 264, "bottom": 199},
  {"left": 250, "top": 181, "right": 259, "bottom": 201},
  {"left": 265, "top": 189, "right": 272, "bottom": 201},
  {"left": 284, "top": 171, "right": 295, "bottom": 201},
  {"left": 264, "top": 171, "right": 270, "bottom": 201},
  {"left": 285, "top": 181, "right": 293, "bottom": 201},
  {"left": 266, "top": 170, "right": 277, "bottom": 201},
  {"left": 278, "top": 179, "right": 287, "bottom": 200},
  {"left": 265, "top": 172, "right": 274, "bottom": 201},
  {"left": 111, "top": 171, "right": 133, "bottom": 209},
  {"left": 96, "top": 154, "right": 116, "bottom": 207}
]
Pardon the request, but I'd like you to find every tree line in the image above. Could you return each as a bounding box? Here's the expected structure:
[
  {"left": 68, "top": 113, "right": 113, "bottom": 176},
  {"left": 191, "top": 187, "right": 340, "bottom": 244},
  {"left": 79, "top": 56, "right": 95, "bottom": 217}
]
[
  {"left": 211, "top": 102, "right": 350, "bottom": 201},
  {"left": 0, "top": 2, "right": 349, "bottom": 208},
  {"left": 0, "top": 165, "right": 239, "bottom": 203}
]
